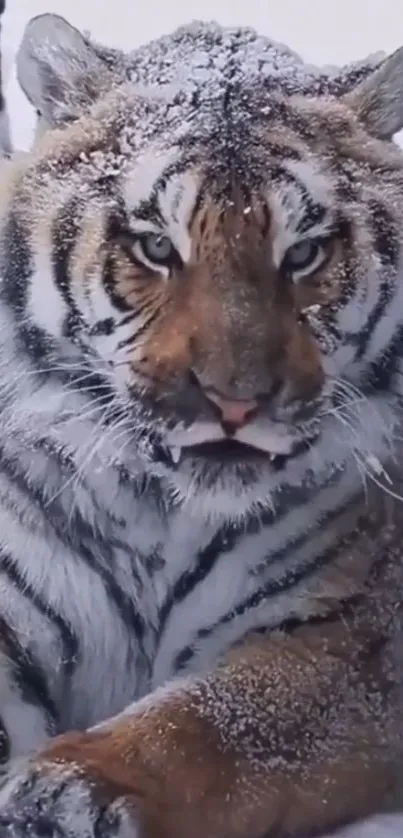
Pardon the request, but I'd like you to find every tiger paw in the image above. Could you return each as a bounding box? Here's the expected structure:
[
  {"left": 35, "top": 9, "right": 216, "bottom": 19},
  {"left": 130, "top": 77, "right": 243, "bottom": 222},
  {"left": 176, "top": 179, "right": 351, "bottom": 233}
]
[
  {"left": 0, "top": 761, "right": 136, "bottom": 838},
  {"left": 0, "top": 614, "right": 401, "bottom": 838}
]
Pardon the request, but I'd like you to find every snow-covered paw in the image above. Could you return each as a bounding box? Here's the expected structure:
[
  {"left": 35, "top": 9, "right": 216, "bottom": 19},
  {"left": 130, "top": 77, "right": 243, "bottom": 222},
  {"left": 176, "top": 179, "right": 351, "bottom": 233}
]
[{"left": 0, "top": 763, "right": 135, "bottom": 837}]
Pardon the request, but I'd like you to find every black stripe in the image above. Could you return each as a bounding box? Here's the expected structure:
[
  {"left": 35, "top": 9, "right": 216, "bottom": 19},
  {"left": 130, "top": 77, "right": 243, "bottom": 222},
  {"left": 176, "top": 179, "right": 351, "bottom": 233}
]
[
  {"left": 0, "top": 713, "right": 9, "bottom": 765},
  {"left": 171, "top": 544, "right": 345, "bottom": 675},
  {"left": 0, "top": 552, "right": 79, "bottom": 679},
  {"left": 0, "top": 615, "right": 58, "bottom": 734},
  {"left": 117, "top": 310, "right": 142, "bottom": 329},
  {"left": 363, "top": 323, "right": 403, "bottom": 394},
  {"left": 0, "top": 209, "right": 31, "bottom": 313},
  {"left": 126, "top": 160, "right": 194, "bottom": 225},
  {"left": 359, "top": 199, "right": 399, "bottom": 357},
  {"left": 49, "top": 512, "right": 150, "bottom": 674},
  {"left": 159, "top": 470, "right": 344, "bottom": 641},
  {"left": 241, "top": 491, "right": 357, "bottom": 588},
  {"left": 152, "top": 161, "right": 193, "bottom": 201},
  {"left": 368, "top": 199, "right": 399, "bottom": 268},
  {"left": 51, "top": 200, "right": 85, "bottom": 339},
  {"left": 355, "top": 276, "right": 394, "bottom": 361},
  {"left": 188, "top": 182, "right": 207, "bottom": 230},
  {"left": 172, "top": 645, "right": 195, "bottom": 673},
  {"left": 277, "top": 593, "right": 368, "bottom": 638},
  {"left": 0, "top": 437, "right": 77, "bottom": 500},
  {"left": 116, "top": 305, "right": 162, "bottom": 351},
  {"left": 103, "top": 250, "right": 131, "bottom": 312},
  {"left": 0, "top": 444, "right": 148, "bottom": 664},
  {"left": 171, "top": 494, "right": 360, "bottom": 673},
  {"left": 158, "top": 524, "right": 242, "bottom": 636},
  {"left": 217, "top": 536, "right": 360, "bottom": 627},
  {"left": 173, "top": 592, "right": 368, "bottom": 676},
  {"left": 332, "top": 214, "right": 358, "bottom": 311},
  {"left": 268, "top": 164, "right": 328, "bottom": 235},
  {"left": 78, "top": 541, "right": 148, "bottom": 643},
  {"left": 236, "top": 469, "right": 343, "bottom": 533},
  {"left": 295, "top": 201, "right": 327, "bottom": 235},
  {"left": 0, "top": 209, "right": 51, "bottom": 362},
  {"left": 90, "top": 317, "right": 116, "bottom": 337},
  {"left": 348, "top": 201, "right": 398, "bottom": 360}
]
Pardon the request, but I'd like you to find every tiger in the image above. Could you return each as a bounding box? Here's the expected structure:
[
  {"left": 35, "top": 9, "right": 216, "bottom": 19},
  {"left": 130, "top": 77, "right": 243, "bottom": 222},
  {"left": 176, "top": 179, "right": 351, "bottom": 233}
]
[
  {"left": 0, "top": 9, "right": 402, "bottom": 837},
  {"left": 0, "top": 0, "right": 11, "bottom": 157}
]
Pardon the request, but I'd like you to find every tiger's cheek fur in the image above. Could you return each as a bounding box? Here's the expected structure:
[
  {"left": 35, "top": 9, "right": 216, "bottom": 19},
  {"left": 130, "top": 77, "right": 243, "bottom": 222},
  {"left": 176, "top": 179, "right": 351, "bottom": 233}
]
[
  {"left": 121, "top": 215, "right": 325, "bottom": 403},
  {"left": 133, "top": 275, "right": 325, "bottom": 406}
]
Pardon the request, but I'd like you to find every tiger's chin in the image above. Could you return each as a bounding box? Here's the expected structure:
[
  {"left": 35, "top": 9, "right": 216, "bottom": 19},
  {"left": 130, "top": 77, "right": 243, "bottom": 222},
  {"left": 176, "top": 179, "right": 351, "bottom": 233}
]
[
  {"left": 150, "top": 434, "right": 318, "bottom": 520},
  {"left": 166, "top": 436, "right": 311, "bottom": 472}
]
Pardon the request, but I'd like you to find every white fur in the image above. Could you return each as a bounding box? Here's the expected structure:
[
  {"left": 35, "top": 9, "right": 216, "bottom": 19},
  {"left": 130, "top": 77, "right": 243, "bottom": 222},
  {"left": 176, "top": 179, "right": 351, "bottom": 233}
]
[
  {"left": 0, "top": 766, "right": 138, "bottom": 837},
  {"left": 28, "top": 265, "right": 68, "bottom": 338},
  {"left": 269, "top": 158, "right": 335, "bottom": 268},
  {"left": 156, "top": 170, "right": 198, "bottom": 261},
  {"left": 122, "top": 149, "right": 179, "bottom": 212}
]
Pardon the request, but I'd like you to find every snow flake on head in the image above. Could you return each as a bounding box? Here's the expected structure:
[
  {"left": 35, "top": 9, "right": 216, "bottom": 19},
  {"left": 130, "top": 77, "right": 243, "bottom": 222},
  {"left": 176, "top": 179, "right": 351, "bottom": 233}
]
[
  {"left": 26, "top": 19, "right": 389, "bottom": 224},
  {"left": 78, "top": 19, "right": 387, "bottom": 186},
  {"left": 92, "top": 19, "right": 385, "bottom": 104}
]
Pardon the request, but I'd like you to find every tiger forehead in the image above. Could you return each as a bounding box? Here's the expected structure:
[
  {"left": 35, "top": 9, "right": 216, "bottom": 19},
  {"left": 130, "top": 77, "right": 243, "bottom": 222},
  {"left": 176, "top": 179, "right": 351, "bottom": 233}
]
[
  {"left": 121, "top": 132, "right": 335, "bottom": 217},
  {"left": 188, "top": 188, "right": 333, "bottom": 268},
  {"left": 124, "top": 155, "right": 334, "bottom": 265},
  {"left": 189, "top": 197, "right": 271, "bottom": 253}
]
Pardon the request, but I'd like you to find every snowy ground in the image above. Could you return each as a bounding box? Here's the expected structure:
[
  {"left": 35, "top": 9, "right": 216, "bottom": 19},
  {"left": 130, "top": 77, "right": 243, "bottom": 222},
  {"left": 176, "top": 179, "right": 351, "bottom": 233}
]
[{"left": 2, "top": 1, "right": 403, "bottom": 836}]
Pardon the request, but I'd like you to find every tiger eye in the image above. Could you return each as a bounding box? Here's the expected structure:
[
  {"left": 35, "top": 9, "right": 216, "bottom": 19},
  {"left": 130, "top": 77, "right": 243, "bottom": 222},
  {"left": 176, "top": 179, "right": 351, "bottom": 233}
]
[{"left": 140, "top": 234, "right": 174, "bottom": 264}]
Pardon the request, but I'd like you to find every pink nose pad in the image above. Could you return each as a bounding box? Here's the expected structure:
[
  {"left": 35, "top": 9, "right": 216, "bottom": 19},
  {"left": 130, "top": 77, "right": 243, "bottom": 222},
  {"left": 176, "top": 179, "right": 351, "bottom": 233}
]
[{"left": 204, "top": 390, "right": 258, "bottom": 430}]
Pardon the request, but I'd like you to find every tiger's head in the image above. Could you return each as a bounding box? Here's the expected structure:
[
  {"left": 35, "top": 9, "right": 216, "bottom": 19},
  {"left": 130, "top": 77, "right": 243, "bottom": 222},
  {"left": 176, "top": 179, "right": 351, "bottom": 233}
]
[{"left": 10, "top": 15, "right": 403, "bottom": 518}]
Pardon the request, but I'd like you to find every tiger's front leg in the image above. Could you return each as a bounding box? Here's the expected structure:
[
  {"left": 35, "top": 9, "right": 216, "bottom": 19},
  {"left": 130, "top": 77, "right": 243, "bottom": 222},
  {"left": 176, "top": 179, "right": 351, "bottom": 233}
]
[{"left": 0, "top": 604, "right": 401, "bottom": 838}]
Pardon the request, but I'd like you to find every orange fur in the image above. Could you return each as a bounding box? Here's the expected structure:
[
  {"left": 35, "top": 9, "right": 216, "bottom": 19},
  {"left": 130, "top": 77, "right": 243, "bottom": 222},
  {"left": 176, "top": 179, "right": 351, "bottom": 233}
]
[{"left": 37, "top": 540, "right": 403, "bottom": 838}]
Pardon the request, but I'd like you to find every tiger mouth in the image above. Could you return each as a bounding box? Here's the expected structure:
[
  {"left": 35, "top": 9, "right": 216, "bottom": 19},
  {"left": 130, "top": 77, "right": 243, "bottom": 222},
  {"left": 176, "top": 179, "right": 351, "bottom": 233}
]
[{"left": 165, "top": 437, "right": 313, "bottom": 470}]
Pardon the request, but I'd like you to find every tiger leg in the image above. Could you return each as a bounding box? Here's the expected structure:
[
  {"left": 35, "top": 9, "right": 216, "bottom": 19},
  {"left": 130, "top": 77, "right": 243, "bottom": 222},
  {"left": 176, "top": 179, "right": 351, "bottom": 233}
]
[{"left": 0, "top": 605, "right": 401, "bottom": 838}]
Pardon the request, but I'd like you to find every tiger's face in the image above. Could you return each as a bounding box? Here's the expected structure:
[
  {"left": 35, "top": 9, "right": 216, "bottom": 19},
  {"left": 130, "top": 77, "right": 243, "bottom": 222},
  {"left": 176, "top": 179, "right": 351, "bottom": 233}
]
[
  {"left": 100, "top": 154, "right": 327, "bottom": 482},
  {"left": 12, "top": 16, "right": 403, "bottom": 515}
]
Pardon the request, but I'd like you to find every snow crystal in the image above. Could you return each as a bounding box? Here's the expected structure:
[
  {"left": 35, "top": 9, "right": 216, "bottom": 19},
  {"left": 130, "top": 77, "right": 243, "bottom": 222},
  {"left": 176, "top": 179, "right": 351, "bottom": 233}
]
[
  {"left": 48, "top": 18, "right": 388, "bottom": 194},
  {"left": 89, "top": 19, "right": 386, "bottom": 103},
  {"left": 42, "top": 19, "right": 388, "bottom": 201}
]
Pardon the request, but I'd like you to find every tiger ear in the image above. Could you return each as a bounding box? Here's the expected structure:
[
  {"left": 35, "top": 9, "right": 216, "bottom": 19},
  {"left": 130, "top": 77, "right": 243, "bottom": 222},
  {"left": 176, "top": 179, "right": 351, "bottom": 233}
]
[
  {"left": 16, "top": 14, "right": 113, "bottom": 127},
  {"left": 342, "top": 47, "right": 403, "bottom": 140}
]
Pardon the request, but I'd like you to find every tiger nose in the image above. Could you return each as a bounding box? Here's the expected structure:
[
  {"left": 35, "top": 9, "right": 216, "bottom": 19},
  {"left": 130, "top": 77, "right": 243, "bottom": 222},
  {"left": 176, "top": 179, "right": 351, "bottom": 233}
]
[{"left": 203, "top": 389, "right": 258, "bottom": 432}]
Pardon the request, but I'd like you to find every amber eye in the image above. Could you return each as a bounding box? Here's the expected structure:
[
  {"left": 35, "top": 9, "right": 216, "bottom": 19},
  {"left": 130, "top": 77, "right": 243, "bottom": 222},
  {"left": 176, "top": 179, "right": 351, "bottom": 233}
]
[
  {"left": 283, "top": 239, "right": 328, "bottom": 281},
  {"left": 138, "top": 233, "right": 176, "bottom": 267}
]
